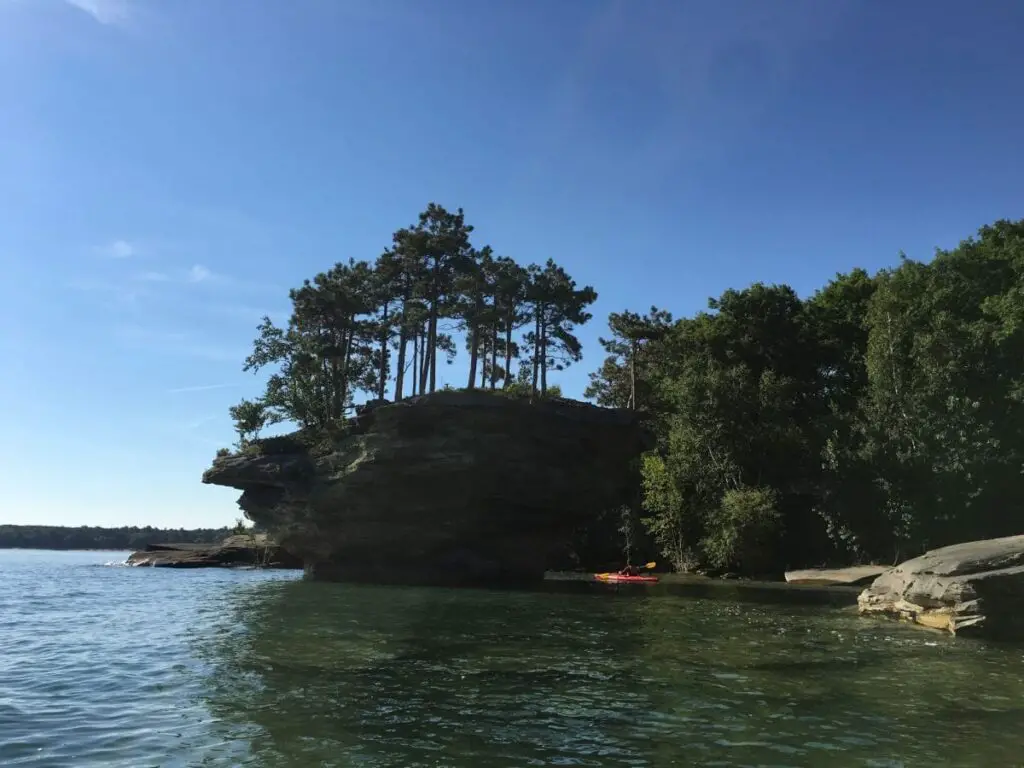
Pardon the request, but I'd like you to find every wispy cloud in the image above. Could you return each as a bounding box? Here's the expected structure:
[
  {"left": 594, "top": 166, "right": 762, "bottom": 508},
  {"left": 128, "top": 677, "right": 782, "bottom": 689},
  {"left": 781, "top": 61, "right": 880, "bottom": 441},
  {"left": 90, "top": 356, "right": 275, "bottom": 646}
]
[
  {"left": 67, "top": 276, "right": 152, "bottom": 307},
  {"left": 115, "top": 326, "right": 187, "bottom": 344},
  {"left": 136, "top": 270, "right": 170, "bottom": 282},
  {"left": 64, "top": 0, "right": 132, "bottom": 26},
  {"left": 207, "top": 303, "right": 290, "bottom": 326},
  {"left": 130, "top": 265, "right": 223, "bottom": 286},
  {"left": 166, "top": 383, "right": 237, "bottom": 394},
  {"left": 187, "top": 264, "right": 213, "bottom": 283},
  {"left": 531, "top": 0, "right": 853, "bottom": 182},
  {"left": 184, "top": 415, "right": 220, "bottom": 431},
  {"left": 97, "top": 239, "right": 137, "bottom": 259},
  {"left": 114, "top": 325, "right": 245, "bottom": 364}
]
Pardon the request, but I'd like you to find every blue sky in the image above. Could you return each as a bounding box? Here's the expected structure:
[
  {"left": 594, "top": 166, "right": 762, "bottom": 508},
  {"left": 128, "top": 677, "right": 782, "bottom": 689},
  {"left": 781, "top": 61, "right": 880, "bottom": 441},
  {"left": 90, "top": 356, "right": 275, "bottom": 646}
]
[{"left": 2, "top": 0, "right": 1022, "bottom": 529}]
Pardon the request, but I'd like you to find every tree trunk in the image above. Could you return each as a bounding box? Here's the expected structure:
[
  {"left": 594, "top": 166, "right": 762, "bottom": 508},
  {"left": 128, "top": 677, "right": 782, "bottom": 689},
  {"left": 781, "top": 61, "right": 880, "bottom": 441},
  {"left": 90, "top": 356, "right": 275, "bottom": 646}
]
[
  {"left": 539, "top": 311, "right": 548, "bottom": 397},
  {"left": 531, "top": 311, "right": 540, "bottom": 398},
  {"left": 489, "top": 319, "right": 499, "bottom": 390},
  {"left": 628, "top": 339, "right": 637, "bottom": 410},
  {"left": 394, "top": 321, "right": 407, "bottom": 401},
  {"left": 338, "top": 322, "right": 355, "bottom": 419},
  {"left": 327, "top": 355, "right": 338, "bottom": 425},
  {"left": 479, "top": 335, "right": 487, "bottom": 388},
  {"left": 411, "top": 331, "right": 419, "bottom": 397},
  {"left": 377, "top": 302, "right": 390, "bottom": 402},
  {"left": 467, "top": 321, "right": 479, "bottom": 390},
  {"left": 427, "top": 306, "right": 438, "bottom": 394},
  {"left": 419, "top": 321, "right": 430, "bottom": 395},
  {"left": 503, "top": 310, "right": 514, "bottom": 389}
]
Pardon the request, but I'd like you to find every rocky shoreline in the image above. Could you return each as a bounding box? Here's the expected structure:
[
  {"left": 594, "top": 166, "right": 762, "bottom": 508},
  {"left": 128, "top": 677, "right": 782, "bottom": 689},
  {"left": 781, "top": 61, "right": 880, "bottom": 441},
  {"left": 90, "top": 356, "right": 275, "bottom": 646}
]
[
  {"left": 857, "top": 535, "right": 1024, "bottom": 640},
  {"left": 130, "top": 527, "right": 1024, "bottom": 641},
  {"left": 127, "top": 534, "right": 301, "bottom": 570}
]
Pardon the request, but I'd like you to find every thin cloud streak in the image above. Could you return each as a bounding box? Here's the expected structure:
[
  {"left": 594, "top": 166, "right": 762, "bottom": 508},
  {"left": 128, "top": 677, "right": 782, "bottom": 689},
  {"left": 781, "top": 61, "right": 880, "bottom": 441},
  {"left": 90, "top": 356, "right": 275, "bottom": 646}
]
[
  {"left": 136, "top": 271, "right": 170, "bottom": 282},
  {"left": 187, "top": 264, "right": 212, "bottom": 283},
  {"left": 97, "top": 239, "right": 137, "bottom": 259},
  {"left": 166, "top": 383, "right": 238, "bottom": 394},
  {"left": 64, "top": 0, "right": 132, "bottom": 26},
  {"left": 114, "top": 326, "right": 245, "bottom": 364}
]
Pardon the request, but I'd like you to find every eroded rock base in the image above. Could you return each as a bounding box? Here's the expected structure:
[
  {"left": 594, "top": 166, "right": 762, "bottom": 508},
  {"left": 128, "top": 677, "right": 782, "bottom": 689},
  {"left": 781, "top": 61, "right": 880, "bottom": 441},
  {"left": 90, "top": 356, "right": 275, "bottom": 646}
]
[{"left": 857, "top": 535, "right": 1024, "bottom": 640}]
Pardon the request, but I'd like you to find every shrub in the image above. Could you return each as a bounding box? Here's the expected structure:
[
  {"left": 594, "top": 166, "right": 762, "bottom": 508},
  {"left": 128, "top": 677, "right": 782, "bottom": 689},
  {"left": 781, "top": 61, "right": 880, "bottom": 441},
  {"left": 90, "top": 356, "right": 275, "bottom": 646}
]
[
  {"left": 241, "top": 424, "right": 349, "bottom": 458},
  {"left": 640, "top": 452, "right": 703, "bottom": 572},
  {"left": 701, "top": 486, "right": 781, "bottom": 574}
]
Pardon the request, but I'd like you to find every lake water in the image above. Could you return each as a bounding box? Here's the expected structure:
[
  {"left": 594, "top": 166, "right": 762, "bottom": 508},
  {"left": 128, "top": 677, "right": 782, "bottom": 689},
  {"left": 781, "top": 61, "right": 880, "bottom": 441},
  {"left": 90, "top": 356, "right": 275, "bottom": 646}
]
[{"left": 2, "top": 551, "right": 1024, "bottom": 767}]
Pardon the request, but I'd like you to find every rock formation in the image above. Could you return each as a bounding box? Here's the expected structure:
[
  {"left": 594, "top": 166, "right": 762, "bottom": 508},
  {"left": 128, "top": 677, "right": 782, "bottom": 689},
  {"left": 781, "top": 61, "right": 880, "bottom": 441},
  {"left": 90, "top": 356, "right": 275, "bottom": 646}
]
[
  {"left": 202, "top": 391, "right": 653, "bottom": 585},
  {"left": 127, "top": 534, "right": 302, "bottom": 569},
  {"left": 857, "top": 535, "right": 1024, "bottom": 639}
]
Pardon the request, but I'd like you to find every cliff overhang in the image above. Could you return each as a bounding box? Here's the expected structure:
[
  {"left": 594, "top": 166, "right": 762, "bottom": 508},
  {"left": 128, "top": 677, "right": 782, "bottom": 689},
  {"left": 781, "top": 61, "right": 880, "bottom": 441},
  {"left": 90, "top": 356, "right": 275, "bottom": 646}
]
[{"left": 203, "top": 392, "right": 654, "bottom": 585}]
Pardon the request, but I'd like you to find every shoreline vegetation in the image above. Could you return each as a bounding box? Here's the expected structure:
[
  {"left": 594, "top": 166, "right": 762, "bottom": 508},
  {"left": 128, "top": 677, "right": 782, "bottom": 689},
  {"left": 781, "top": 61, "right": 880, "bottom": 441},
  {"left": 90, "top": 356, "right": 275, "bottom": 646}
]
[
  {"left": 218, "top": 207, "right": 1024, "bottom": 579},
  {"left": 0, "top": 525, "right": 233, "bottom": 552}
]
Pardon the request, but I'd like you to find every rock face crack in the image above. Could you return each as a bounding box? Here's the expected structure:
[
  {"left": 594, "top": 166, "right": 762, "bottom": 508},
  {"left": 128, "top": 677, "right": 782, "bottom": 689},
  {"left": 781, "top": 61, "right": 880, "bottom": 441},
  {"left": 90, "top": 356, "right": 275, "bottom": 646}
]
[{"left": 202, "top": 392, "right": 653, "bottom": 586}]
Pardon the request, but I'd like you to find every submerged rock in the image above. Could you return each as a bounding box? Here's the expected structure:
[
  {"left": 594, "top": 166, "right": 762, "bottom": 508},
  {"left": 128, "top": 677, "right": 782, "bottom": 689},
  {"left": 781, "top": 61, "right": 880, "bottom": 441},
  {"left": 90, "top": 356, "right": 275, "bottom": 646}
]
[
  {"left": 857, "top": 535, "right": 1024, "bottom": 639},
  {"left": 127, "top": 534, "right": 302, "bottom": 569},
  {"left": 202, "top": 391, "right": 653, "bottom": 586}
]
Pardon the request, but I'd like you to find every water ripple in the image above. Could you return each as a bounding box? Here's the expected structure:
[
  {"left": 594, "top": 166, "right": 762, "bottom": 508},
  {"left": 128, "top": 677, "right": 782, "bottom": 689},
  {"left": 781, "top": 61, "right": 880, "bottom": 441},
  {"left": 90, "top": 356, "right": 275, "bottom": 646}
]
[{"left": 2, "top": 551, "right": 1024, "bottom": 766}]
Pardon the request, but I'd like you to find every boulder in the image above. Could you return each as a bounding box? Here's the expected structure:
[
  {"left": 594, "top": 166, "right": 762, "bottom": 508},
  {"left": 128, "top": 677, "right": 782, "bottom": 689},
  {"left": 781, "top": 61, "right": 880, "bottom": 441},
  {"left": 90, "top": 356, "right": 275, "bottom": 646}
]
[
  {"left": 857, "top": 535, "right": 1024, "bottom": 639},
  {"left": 202, "top": 391, "right": 653, "bottom": 586},
  {"left": 127, "top": 534, "right": 302, "bottom": 569}
]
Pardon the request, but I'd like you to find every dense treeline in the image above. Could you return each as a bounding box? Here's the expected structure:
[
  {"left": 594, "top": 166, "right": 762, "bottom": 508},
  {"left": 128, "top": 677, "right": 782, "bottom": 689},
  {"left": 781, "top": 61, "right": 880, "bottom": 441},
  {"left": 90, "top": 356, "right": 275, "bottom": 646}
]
[
  {"left": 0, "top": 525, "right": 233, "bottom": 551},
  {"left": 587, "top": 218, "right": 1024, "bottom": 575},
  {"left": 229, "top": 202, "right": 596, "bottom": 444}
]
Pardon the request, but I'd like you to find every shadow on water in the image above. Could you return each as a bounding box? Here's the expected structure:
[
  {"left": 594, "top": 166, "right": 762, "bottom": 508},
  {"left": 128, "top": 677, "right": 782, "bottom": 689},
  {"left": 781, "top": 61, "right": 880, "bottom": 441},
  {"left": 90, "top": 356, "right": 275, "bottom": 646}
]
[
  {"left": 192, "top": 578, "right": 1024, "bottom": 768},
  {"left": 194, "top": 579, "right": 662, "bottom": 767}
]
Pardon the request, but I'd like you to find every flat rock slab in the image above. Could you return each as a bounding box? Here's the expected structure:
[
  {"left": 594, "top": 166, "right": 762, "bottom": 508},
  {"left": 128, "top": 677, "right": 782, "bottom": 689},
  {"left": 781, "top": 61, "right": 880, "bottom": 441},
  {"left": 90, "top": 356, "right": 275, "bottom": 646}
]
[
  {"left": 857, "top": 534, "right": 1024, "bottom": 640},
  {"left": 127, "top": 534, "right": 302, "bottom": 570},
  {"left": 785, "top": 565, "right": 890, "bottom": 586}
]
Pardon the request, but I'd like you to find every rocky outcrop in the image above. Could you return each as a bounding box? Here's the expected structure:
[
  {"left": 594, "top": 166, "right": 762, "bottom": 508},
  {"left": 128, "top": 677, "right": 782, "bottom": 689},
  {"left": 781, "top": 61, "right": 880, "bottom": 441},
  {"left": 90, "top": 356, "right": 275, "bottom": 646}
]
[
  {"left": 202, "top": 392, "right": 653, "bottom": 586},
  {"left": 784, "top": 565, "right": 889, "bottom": 586},
  {"left": 127, "top": 534, "right": 302, "bottom": 569},
  {"left": 857, "top": 535, "right": 1024, "bottom": 639}
]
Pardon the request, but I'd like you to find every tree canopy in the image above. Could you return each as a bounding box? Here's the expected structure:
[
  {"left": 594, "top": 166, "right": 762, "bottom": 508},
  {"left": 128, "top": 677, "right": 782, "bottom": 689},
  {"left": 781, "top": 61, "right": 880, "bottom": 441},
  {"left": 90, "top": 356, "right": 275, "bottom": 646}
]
[
  {"left": 224, "top": 207, "right": 1024, "bottom": 577},
  {"left": 230, "top": 203, "right": 597, "bottom": 442},
  {"left": 587, "top": 218, "right": 1024, "bottom": 574},
  {"left": 0, "top": 525, "right": 233, "bottom": 551}
]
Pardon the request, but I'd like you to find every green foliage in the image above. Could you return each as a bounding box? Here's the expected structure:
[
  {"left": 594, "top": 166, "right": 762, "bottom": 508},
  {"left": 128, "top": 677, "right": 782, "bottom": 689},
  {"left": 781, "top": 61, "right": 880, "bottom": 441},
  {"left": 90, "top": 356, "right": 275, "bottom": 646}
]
[
  {"left": 701, "top": 487, "right": 781, "bottom": 574},
  {"left": 231, "top": 202, "right": 595, "bottom": 439},
  {"left": 639, "top": 452, "right": 696, "bottom": 571},
  {"left": 0, "top": 525, "right": 232, "bottom": 551},
  {"left": 521, "top": 259, "right": 598, "bottom": 398},
  {"left": 215, "top": 447, "right": 232, "bottom": 458},
  {"left": 228, "top": 398, "right": 277, "bottom": 446},
  {"left": 438, "top": 382, "right": 564, "bottom": 400},
  {"left": 239, "top": 425, "right": 344, "bottom": 458},
  {"left": 585, "top": 306, "right": 672, "bottom": 410},
  {"left": 602, "top": 218, "right": 1024, "bottom": 575}
]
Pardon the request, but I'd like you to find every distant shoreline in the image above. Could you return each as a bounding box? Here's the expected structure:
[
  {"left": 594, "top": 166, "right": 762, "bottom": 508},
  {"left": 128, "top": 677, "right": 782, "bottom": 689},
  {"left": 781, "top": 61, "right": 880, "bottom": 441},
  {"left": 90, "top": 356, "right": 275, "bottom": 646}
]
[
  {"left": 0, "top": 547, "right": 133, "bottom": 552},
  {"left": 0, "top": 525, "right": 235, "bottom": 552}
]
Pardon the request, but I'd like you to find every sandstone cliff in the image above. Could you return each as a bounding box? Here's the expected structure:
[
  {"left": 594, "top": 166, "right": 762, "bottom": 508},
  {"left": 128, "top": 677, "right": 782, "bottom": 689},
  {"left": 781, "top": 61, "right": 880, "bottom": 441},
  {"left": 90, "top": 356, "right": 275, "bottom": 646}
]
[
  {"left": 202, "top": 392, "right": 653, "bottom": 585},
  {"left": 858, "top": 535, "right": 1024, "bottom": 639}
]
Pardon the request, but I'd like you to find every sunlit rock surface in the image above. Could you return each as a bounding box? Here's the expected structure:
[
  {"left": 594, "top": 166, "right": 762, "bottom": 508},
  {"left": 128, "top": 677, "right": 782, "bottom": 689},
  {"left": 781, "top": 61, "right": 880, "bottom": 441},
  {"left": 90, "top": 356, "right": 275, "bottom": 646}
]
[
  {"left": 127, "top": 534, "right": 301, "bottom": 569},
  {"left": 858, "top": 535, "right": 1024, "bottom": 639}
]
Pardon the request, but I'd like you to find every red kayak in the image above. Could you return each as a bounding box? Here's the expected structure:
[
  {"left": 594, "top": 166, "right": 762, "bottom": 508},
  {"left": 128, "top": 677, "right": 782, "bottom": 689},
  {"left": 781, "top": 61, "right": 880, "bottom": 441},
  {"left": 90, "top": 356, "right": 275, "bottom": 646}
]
[{"left": 593, "top": 572, "right": 659, "bottom": 583}]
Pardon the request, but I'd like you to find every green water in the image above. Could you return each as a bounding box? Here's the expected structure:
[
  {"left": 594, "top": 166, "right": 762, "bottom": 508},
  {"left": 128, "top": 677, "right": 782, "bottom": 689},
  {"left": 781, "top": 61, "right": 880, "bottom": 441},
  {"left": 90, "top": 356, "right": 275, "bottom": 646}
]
[{"left": 3, "top": 551, "right": 1024, "bottom": 766}]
